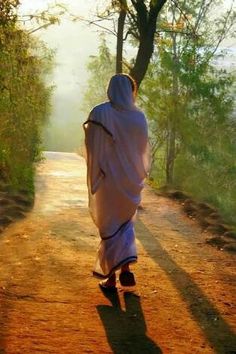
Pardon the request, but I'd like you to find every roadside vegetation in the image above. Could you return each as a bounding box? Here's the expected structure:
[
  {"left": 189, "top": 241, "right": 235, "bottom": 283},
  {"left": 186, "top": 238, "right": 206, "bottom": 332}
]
[
  {"left": 0, "top": 0, "right": 53, "bottom": 196},
  {"left": 82, "top": 0, "right": 236, "bottom": 229}
]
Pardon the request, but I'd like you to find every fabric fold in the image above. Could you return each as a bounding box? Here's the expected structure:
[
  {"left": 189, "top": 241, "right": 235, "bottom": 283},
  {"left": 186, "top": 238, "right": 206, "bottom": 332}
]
[{"left": 84, "top": 74, "right": 150, "bottom": 278}]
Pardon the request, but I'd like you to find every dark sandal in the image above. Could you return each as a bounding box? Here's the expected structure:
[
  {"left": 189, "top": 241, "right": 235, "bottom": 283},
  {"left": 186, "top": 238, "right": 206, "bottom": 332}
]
[{"left": 119, "top": 271, "right": 136, "bottom": 286}]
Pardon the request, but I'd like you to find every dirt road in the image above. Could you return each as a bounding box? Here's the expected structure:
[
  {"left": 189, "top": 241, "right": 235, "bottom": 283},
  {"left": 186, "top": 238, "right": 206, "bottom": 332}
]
[{"left": 0, "top": 152, "right": 235, "bottom": 354}]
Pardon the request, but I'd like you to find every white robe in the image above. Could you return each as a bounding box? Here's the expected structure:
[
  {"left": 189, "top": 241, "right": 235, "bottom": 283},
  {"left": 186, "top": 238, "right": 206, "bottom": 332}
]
[{"left": 83, "top": 74, "right": 150, "bottom": 278}]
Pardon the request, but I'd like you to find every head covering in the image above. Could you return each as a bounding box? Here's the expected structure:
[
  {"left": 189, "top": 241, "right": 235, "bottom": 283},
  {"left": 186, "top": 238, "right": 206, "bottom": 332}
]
[
  {"left": 83, "top": 75, "right": 150, "bottom": 278},
  {"left": 107, "top": 74, "right": 135, "bottom": 110}
]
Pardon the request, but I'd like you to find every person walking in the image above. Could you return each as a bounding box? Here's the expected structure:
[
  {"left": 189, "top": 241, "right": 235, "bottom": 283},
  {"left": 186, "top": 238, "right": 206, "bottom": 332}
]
[{"left": 83, "top": 73, "right": 150, "bottom": 290}]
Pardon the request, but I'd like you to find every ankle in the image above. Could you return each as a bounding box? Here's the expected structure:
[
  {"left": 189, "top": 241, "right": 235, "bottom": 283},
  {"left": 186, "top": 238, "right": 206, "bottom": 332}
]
[
  {"left": 109, "top": 273, "right": 116, "bottom": 282},
  {"left": 107, "top": 273, "right": 116, "bottom": 284},
  {"left": 121, "top": 264, "right": 130, "bottom": 273}
]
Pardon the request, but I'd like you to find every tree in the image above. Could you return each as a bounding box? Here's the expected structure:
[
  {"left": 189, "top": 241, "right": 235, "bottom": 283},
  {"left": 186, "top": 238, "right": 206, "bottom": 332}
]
[
  {"left": 140, "top": 0, "right": 236, "bottom": 223},
  {"left": 18, "top": 3, "right": 67, "bottom": 34},
  {"left": 115, "top": 0, "right": 127, "bottom": 73},
  {"left": 128, "top": 0, "right": 167, "bottom": 86},
  {"left": 90, "top": 0, "right": 167, "bottom": 87},
  {"left": 0, "top": 0, "right": 19, "bottom": 26},
  {"left": 0, "top": 0, "right": 53, "bottom": 193}
]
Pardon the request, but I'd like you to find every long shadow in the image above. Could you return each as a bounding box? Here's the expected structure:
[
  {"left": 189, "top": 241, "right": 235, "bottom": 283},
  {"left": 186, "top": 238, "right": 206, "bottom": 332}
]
[
  {"left": 136, "top": 219, "right": 236, "bottom": 354},
  {"left": 97, "top": 290, "right": 162, "bottom": 354},
  {"left": 45, "top": 252, "right": 161, "bottom": 353},
  {"left": 42, "top": 216, "right": 236, "bottom": 354}
]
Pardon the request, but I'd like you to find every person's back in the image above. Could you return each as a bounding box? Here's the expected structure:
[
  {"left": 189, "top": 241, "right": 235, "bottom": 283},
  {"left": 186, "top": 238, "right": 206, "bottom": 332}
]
[
  {"left": 83, "top": 73, "right": 150, "bottom": 289},
  {"left": 90, "top": 101, "right": 149, "bottom": 183}
]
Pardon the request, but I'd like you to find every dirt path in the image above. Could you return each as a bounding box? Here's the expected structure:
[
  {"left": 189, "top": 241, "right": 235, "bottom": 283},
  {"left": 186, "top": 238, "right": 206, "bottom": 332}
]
[{"left": 0, "top": 152, "right": 235, "bottom": 354}]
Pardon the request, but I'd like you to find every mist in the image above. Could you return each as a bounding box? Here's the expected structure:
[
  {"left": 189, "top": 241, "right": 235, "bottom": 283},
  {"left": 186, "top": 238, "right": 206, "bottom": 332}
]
[
  {"left": 19, "top": 0, "right": 114, "bottom": 152},
  {"left": 19, "top": 0, "right": 235, "bottom": 152}
]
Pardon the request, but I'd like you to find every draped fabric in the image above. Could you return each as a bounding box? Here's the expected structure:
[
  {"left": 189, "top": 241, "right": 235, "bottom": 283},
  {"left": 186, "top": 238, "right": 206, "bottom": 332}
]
[{"left": 83, "top": 74, "right": 150, "bottom": 278}]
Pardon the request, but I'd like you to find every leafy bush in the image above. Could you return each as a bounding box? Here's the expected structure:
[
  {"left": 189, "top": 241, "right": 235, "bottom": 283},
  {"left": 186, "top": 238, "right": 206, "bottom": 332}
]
[{"left": 0, "top": 1, "right": 53, "bottom": 194}]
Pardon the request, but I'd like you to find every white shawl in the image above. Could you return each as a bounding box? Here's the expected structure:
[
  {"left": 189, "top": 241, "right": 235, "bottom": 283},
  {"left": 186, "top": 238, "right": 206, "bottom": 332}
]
[{"left": 83, "top": 74, "right": 150, "bottom": 277}]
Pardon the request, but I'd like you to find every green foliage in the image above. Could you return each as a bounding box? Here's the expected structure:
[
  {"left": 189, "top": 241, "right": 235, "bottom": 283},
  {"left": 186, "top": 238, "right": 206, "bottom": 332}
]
[
  {"left": 0, "top": 1, "right": 53, "bottom": 194},
  {"left": 81, "top": 36, "right": 116, "bottom": 114},
  {"left": 140, "top": 0, "right": 236, "bottom": 224},
  {"left": 0, "top": 0, "right": 19, "bottom": 27}
]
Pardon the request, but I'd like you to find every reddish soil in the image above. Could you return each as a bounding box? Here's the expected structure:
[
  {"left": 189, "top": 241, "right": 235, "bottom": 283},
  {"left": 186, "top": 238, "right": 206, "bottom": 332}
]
[{"left": 0, "top": 152, "right": 235, "bottom": 354}]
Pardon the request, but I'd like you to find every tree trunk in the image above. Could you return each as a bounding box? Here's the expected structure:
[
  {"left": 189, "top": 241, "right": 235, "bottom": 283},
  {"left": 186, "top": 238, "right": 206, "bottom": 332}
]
[
  {"left": 166, "top": 127, "right": 176, "bottom": 184},
  {"left": 129, "top": 30, "right": 156, "bottom": 87},
  {"left": 116, "top": 8, "right": 126, "bottom": 73},
  {"left": 166, "top": 27, "right": 179, "bottom": 185},
  {"left": 129, "top": 0, "right": 167, "bottom": 87}
]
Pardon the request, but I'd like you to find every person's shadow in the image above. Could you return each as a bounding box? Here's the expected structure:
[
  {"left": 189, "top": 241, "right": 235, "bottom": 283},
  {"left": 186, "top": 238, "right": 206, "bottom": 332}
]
[{"left": 97, "top": 289, "right": 162, "bottom": 354}]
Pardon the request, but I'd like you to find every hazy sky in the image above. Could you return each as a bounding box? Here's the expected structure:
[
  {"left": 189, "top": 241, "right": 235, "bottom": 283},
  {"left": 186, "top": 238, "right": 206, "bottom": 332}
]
[{"left": 20, "top": 1, "right": 109, "bottom": 104}]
